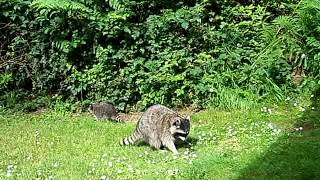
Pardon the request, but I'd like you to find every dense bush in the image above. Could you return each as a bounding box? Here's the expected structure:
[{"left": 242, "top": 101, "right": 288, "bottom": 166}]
[{"left": 0, "top": 0, "right": 319, "bottom": 111}]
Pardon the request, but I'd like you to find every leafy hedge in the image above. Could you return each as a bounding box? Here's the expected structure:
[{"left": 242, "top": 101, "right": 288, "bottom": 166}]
[{"left": 0, "top": 0, "right": 319, "bottom": 111}]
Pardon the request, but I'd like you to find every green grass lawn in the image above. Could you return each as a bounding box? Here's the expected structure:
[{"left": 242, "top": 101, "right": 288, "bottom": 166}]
[{"left": 0, "top": 100, "right": 320, "bottom": 179}]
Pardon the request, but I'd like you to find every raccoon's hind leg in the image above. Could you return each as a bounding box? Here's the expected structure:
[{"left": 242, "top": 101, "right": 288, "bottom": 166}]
[{"left": 148, "top": 138, "right": 162, "bottom": 150}]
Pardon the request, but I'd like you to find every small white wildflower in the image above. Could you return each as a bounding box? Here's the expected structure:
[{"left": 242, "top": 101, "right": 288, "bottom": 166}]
[
  {"left": 117, "top": 169, "right": 123, "bottom": 174},
  {"left": 144, "top": 151, "right": 148, "bottom": 155},
  {"left": 311, "top": 107, "right": 315, "bottom": 110},
  {"left": 138, "top": 154, "right": 143, "bottom": 158},
  {"left": 295, "top": 128, "right": 299, "bottom": 131},
  {"left": 294, "top": 103, "right": 297, "bottom": 107},
  {"left": 267, "top": 108, "right": 272, "bottom": 114},
  {"left": 100, "top": 175, "right": 108, "bottom": 180},
  {"left": 53, "top": 162, "right": 59, "bottom": 168},
  {"left": 285, "top": 97, "right": 291, "bottom": 101},
  {"left": 192, "top": 154, "right": 197, "bottom": 158},
  {"left": 188, "top": 160, "right": 193, "bottom": 164},
  {"left": 173, "top": 155, "right": 178, "bottom": 160},
  {"left": 128, "top": 165, "right": 134, "bottom": 172},
  {"left": 46, "top": 175, "right": 53, "bottom": 180},
  {"left": 108, "top": 161, "right": 112, "bottom": 167},
  {"left": 299, "top": 107, "right": 306, "bottom": 112},
  {"left": 155, "top": 171, "right": 159, "bottom": 175},
  {"left": 209, "top": 88, "right": 214, "bottom": 92},
  {"left": 267, "top": 123, "right": 273, "bottom": 129},
  {"left": 6, "top": 172, "right": 12, "bottom": 177},
  {"left": 311, "top": 94, "right": 314, "bottom": 98},
  {"left": 299, "top": 127, "right": 303, "bottom": 131}
]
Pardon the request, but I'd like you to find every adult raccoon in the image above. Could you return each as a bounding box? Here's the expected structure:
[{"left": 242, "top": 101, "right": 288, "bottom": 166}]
[
  {"left": 88, "top": 103, "right": 123, "bottom": 123},
  {"left": 120, "top": 104, "right": 190, "bottom": 154}
]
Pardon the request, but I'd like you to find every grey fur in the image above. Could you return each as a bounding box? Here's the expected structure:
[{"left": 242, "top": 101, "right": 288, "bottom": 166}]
[
  {"left": 88, "top": 103, "right": 123, "bottom": 123},
  {"left": 120, "top": 104, "right": 190, "bottom": 154}
]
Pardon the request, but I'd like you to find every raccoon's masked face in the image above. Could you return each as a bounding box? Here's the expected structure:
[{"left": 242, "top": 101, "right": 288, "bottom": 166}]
[{"left": 171, "top": 116, "right": 190, "bottom": 141}]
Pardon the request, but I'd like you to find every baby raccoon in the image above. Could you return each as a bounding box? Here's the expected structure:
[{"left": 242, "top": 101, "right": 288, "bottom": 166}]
[
  {"left": 120, "top": 104, "right": 190, "bottom": 154},
  {"left": 88, "top": 103, "right": 123, "bottom": 123}
]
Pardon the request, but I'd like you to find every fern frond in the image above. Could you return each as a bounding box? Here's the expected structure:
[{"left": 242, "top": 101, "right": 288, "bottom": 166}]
[
  {"left": 108, "top": 0, "right": 123, "bottom": 11},
  {"left": 31, "top": 0, "right": 91, "bottom": 13}
]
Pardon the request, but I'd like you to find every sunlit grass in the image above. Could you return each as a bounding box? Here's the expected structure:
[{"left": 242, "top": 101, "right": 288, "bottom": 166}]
[{"left": 0, "top": 99, "right": 319, "bottom": 179}]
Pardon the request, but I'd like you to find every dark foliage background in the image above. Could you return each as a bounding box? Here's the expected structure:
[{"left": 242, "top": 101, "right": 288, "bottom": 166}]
[{"left": 0, "top": 0, "right": 319, "bottom": 112}]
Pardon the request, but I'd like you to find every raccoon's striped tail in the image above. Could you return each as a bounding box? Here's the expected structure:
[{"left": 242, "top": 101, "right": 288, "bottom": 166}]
[{"left": 120, "top": 130, "right": 142, "bottom": 146}]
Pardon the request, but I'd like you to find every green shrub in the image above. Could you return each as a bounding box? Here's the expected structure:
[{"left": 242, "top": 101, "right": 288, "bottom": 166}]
[{"left": 0, "top": 0, "right": 318, "bottom": 111}]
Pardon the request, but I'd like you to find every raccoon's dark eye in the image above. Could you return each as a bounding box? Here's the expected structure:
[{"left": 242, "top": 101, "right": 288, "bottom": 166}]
[{"left": 173, "top": 119, "right": 181, "bottom": 126}]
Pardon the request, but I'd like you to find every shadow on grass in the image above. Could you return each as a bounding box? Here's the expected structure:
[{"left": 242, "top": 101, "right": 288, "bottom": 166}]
[
  {"left": 238, "top": 87, "right": 320, "bottom": 179},
  {"left": 135, "top": 136, "right": 198, "bottom": 150}
]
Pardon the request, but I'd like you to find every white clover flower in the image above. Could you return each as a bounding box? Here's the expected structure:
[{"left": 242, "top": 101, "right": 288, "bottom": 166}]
[
  {"left": 128, "top": 165, "right": 134, "bottom": 172},
  {"left": 117, "top": 169, "right": 123, "bottom": 174},
  {"left": 53, "top": 162, "right": 59, "bottom": 168},
  {"left": 267, "top": 123, "right": 273, "bottom": 129},
  {"left": 294, "top": 103, "right": 297, "bottom": 107},
  {"left": 311, "top": 94, "right": 314, "bottom": 98},
  {"left": 299, "top": 127, "right": 303, "bottom": 131},
  {"left": 173, "top": 155, "right": 178, "bottom": 160},
  {"left": 263, "top": 107, "right": 267, "bottom": 112},
  {"left": 100, "top": 175, "right": 108, "bottom": 180},
  {"left": 108, "top": 161, "right": 112, "bottom": 167},
  {"left": 299, "top": 107, "right": 306, "bottom": 112},
  {"left": 267, "top": 108, "right": 272, "bottom": 114},
  {"left": 311, "top": 107, "right": 315, "bottom": 110},
  {"left": 285, "top": 97, "right": 291, "bottom": 101},
  {"left": 6, "top": 172, "right": 12, "bottom": 177}
]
